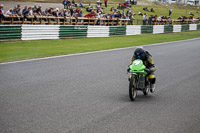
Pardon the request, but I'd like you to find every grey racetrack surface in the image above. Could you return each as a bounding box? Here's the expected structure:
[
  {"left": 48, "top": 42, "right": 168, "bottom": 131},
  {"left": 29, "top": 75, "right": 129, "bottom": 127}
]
[{"left": 1, "top": 38, "right": 200, "bottom": 133}]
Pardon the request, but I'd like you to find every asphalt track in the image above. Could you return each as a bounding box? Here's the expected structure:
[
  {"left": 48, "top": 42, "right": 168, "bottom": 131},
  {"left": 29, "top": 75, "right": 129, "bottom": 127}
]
[{"left": 0, "top": 38, "right": 200, "bottom": 133}]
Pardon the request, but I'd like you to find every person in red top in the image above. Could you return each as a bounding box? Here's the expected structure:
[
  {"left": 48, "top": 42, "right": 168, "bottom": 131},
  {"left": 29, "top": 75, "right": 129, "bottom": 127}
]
[
  {"left": 75, "top": 8, "right": 79, "bottom": 13},
  {"left": 104, "top": 0, "right": 108, "bottom": 7},
  {"left": 84, "top": 11, "right": 96, "bottom": 18}
]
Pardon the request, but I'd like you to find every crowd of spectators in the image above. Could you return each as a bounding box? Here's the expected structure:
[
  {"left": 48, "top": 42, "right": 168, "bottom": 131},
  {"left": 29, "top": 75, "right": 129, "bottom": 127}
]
[
  {"left": 140, "top": 6, "right": 199, "bottom": 25},
  {"left": 0, "top": 0, "right": 135, "bottom": 21},
  {"left": 1, "top": 2, "right": 199, "bottom": 25}
]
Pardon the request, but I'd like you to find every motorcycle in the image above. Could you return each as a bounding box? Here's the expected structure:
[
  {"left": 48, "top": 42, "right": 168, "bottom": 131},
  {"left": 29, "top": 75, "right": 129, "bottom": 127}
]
[{"left": 127, "top": 59, "right": 154, "bottom": 101}]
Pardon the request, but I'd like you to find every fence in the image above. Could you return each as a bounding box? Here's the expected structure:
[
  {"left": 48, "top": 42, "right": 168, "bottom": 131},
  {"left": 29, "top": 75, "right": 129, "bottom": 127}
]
[
  {"left": 0, "top": 15, "right": 130, "bottom": 26},
  {"left": 0, "top": 24, "right": 200, "bottom": 41},
  {"left": 1, "top": 15, "right": 199, "bottom": 25}
]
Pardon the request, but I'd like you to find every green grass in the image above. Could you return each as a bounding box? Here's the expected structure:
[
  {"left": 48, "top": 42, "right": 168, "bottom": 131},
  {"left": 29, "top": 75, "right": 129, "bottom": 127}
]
[{"left": 0, "top": 30, "right": 200, "bottom": 63}]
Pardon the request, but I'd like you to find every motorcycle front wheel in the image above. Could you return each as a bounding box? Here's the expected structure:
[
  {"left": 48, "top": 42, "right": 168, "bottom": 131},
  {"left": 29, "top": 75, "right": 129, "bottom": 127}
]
[{"left": 129, "top": 75, "right": 137, "bottom": 101}]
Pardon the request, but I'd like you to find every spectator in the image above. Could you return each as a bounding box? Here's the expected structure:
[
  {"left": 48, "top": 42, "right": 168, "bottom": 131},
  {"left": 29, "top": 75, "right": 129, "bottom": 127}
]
[
  {"left": 70, "top": 4, "right": 75, "bottom": 16},
  {"left": 6, "top": 8, "right": 12, "bottom": 15},
  {"left": 104, "top": 0, "right": 108, "bottom": 8},
  {"left": 75, "top": 7, "right": 79, "bottom": 14},
  {"left": 138, "top": 11, "right": 143, "bottom": 16},
  {"left": 143, "top": 13, "right": 147, "bottom": 25},
  {"left": 42, "top": 8, "right": 50, "bottom": 16},
  {"left": 79, "top": 2, "right": 85, "bottom": 8},
  {"left": 60, "top": 9, "right": 66, "bottom": 17},
  {"left": 36, "top": 5, "right": 42, "bottom": 16},
  {"left": 126, "top": 8, "right": 131, "bottom": 17},
  {"left": 29, "top": 6, "right": 34, "bottom": 16},
  {"left": 125, "top": 0, "right": 129, "bottom": 4},
  {"left": 86, "top": 6, "right": 92, "bottom": 12},
  {"left": 150, "top": 8, "right": 154, "bottom": 12},
  {"left": 12, "top": 7, "right": 17, "bottom": 16},
  {"left": 129, "top": 10, "right": 134, "bottom": 25},
  {"left": 63, "top": 0, "right": 68, "bottom": 9},
  {"left": 53, "top": 8, "right": 59, "bottom": 17},
  {"left": 72, "top": 0, "right": 75, "bottom": 5},
  {"left": 66, "top": 10, "right": 71, "bottom": 17},
  {"left": 48, "top": 7, "right": 54, "bottom": 15},
  {"left": 143, "top": 7, "right": 149, "bottom": 12},
  {"left": 16, "top": 4, "right": 21, "bottom": 14},
  {"left": 169, "top": 9, "right": 172, "bottom": 16},
  {"left": 22, "top": 6, "right": 27, "bottom": 15},
  {"left": 157, "top": 14, "right": 162, "bottom": 21},
  {"left": 117, "top": 3, "right": 123, "bottom": 10},
  {"left": 167, "top": 16, "right": 172, "bottom": 24},
  {"left": 189, "top": 12, "right": 194, "bottom": 16},
  {"left": 23, "top": 7, "right": 31, "bottom": 20},
  {"left": 96, "top": 12, "right": 100, "bottom": 18},
  {"left": 130, "top": 0, "right": 134, "bottom": 5},
  {"left": 148, "top": 15, "right": 153, "bottom": 25},
  {"left": 122, "top": 9, "right": 126, "bottom": 19},
  {"left": 33, "top": 5, "right": 37, "bottom": 11},
  {"left": 17, "top": 7, "right": 22, "bottom": 16},
  {"left": 79, "top": 8, "right": 83, "bottom": 17},
  {"left": 84, "top": 11, "right": 96, "bottom": 18}
]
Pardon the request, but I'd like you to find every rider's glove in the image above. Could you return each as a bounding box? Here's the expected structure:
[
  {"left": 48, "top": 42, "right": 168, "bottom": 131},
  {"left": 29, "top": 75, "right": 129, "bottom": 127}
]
[
  {"left": 145, "top": 68, "right": 151, "bottom": 74},
  {"left": 127, "top": 68, "right": 130, "bottom": 72}
]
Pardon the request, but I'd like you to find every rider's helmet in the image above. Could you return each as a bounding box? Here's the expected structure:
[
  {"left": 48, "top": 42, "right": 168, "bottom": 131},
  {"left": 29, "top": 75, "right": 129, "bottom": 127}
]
[{"left": 134, "top": 48, "right": 145, "bottom": 60}]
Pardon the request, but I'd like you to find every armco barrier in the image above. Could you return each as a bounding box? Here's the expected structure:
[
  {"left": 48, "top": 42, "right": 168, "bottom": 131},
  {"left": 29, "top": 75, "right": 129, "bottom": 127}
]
[
  {"left": 87, "top": 26, "right": 109, "bottom": 37},
  {"left": 126, "top": 25, "right": 141, "bottom": 35},
  {"left": 0, "top": 24, "right": 199, "bottom": 41},
  {"left": 59, "top": 25, "right": 88, "bottom": 38},
  {"left": 0, "top": 25, "right": 21, "bottom": 41},
  {"left": 22, "top": 25, "right": 59, "bottom": 40},
  {"left": 164, "top": 25, "right": 173, "bottom": 33}
]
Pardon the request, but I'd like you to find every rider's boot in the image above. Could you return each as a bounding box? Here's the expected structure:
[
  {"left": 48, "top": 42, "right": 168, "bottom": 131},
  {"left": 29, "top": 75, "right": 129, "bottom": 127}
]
[
  {"left": 150, "top": 84, "right": 155, "bottom": 93},
  {"left": 128, "top": 75, "right": 131, "bottom": 81}
]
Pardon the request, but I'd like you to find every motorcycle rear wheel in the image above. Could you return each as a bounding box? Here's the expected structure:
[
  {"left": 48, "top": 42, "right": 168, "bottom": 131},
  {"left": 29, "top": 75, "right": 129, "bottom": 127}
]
[{"left": 129, "top": 75, "right": 137, "bottom": 101}]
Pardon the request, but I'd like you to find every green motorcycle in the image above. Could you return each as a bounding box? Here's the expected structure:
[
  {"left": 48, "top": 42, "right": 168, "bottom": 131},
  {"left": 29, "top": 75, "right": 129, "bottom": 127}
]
[{"left": 128, "top": 59, "right": 152, "bottom": 101}]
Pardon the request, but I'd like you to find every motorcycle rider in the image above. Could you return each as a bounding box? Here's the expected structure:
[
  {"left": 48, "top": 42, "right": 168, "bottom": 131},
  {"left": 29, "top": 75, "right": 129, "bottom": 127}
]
[{"left": 127, "top": 48, "right": 156, "bottom": 92}]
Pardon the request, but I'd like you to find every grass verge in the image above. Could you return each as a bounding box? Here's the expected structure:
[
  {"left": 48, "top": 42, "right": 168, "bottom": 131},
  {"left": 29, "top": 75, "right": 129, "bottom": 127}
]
[{"left": 0, "top": 30, "right": 200, "bottom": 63}]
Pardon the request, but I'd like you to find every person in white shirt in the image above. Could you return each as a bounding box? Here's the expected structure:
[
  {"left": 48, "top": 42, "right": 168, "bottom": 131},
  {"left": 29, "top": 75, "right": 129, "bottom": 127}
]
[
  {"left": 6, "top": 8, "right": 13, "bottom": 15},
  {"left": 143, "top": 13, "right": 147, "bottom": 25}
]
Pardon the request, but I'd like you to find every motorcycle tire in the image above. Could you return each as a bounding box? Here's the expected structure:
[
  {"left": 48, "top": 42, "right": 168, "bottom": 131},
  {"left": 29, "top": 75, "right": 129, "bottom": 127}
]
[{"left": 129, "top": 75, "right": 137, "bottom": 101}]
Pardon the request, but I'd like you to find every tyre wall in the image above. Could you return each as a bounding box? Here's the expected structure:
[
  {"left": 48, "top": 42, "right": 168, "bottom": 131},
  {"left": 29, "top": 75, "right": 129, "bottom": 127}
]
[
  {"left": 0, "top": 25, "right": 21, "bottom": 41},
  {"left": 87, "top": 26, "right": 109, "bottom": 37},
  {"left": 22, "top": 25, "right": 59, "bottom": 40},
  {"left": 164, "top": 25, "right": 173, "bottom": 33},
  {"left": 0, "top": 24, "right": 199, "bottom": 41},
  {"left": 60, "top": 25, "right": 88, "bottom": 39}
]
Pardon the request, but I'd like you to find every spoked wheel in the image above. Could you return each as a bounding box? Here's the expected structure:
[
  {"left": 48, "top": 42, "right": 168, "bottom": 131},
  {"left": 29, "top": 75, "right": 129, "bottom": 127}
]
[
  {"left": 129, "top": 75, "right": 137, "bottom": 101},
  {"left": 143, "top": 86, "right": 149, "bottom": 95}
]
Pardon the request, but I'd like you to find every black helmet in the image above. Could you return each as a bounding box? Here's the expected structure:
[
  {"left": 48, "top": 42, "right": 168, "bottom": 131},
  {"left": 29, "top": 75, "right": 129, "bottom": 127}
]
[{"left": 134, "top": 48, "right": 145, "bottom": 60}]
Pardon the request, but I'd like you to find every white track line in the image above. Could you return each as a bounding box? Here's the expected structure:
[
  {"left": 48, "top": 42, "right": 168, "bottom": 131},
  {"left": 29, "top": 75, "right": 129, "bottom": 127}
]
[{"left": 0, "top": 37, "right": 200, "bottom": 65}]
